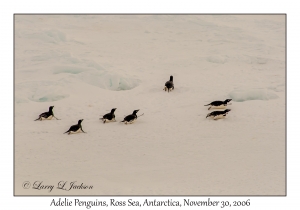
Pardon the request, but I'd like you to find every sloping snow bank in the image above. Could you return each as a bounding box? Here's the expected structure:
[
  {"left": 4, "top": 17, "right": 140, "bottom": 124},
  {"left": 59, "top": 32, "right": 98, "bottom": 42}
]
[{"left": 228, "top": 88, "right": 278, "bottom": 102}]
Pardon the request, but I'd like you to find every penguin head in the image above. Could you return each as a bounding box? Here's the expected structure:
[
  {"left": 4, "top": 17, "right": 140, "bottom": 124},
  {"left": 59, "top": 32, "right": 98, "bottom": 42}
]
[
  {"left": 49, "top": 106, "right": 54, "bottom": 110},
  {"left": 133, "top": 109, "right": 139, "bottom": 115},
  {"left": 170, "top": 75, "right": 173, "bottom": 81},
  {"left": 225, "top": 109, "right": 231, "bottom": 113},
  {"left": 225, "top": 99, "right": 232, "bottom": 104},
  {"left": 78, "top": 119, "right": 84, "bottom": 124},
  {"left": 111, "top": 108, "right": 117, "bottom": 113}
]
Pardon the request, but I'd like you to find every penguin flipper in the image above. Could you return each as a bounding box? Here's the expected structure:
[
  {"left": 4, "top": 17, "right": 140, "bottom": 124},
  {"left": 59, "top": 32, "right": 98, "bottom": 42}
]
[
  {"left": 35, "top": 112, "right": 47, "bottom": 121},
  {"left": 53, "top": 115, "right": 60, "bottom": 120}
]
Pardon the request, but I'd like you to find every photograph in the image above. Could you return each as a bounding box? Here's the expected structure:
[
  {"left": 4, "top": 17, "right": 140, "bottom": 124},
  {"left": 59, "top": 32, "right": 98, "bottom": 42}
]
[{"left": 14, "top": 14, "right": 285, "bottom": 196}]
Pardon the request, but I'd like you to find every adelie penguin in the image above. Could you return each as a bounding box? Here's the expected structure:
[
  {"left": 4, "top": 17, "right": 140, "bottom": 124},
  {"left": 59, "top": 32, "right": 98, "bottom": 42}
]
[
  {"left": 100, "top": 108, "right": 117, "bottom": 123},
  {"left": 64, "top": 119, "right": 86, "bottom": 135},
  {"left": 204, "top": 99, "right": 232, "bottom": 110},
  {"left": 163, "top": 75, "right": 174, "bottom": 92},
  {"left": 206, "top": 109, "right": 231, "bottom": 120},
  {"left": 34, "top": 106, "right": 60, "bottom": 121},
  {"left": 121, "top": 110, "right": 143, "bottom": 124}
]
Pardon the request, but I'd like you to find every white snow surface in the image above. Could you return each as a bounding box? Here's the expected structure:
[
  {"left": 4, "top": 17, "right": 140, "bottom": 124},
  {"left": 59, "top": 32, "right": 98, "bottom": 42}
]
[{"left": 15, "top": 15, "right": 285, "bottom": 195}]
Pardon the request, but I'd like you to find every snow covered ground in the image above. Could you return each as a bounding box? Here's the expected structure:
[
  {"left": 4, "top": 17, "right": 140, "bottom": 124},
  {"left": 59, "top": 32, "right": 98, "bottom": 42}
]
[{"left": 14, "top": 15, "right": 285, "bottom": 195}]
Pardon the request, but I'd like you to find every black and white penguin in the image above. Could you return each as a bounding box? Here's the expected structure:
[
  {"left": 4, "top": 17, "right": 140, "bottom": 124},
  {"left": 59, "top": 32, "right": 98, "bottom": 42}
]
[
  {"left": 63, "top": 119, "right": 86, "bottom": 135},
  {"left": 206, "top": 109, "right": 231, "bottom": 120},
  {"left": 34, "top": 106, "right": 60, "bottom": 121},
  {"left": 121, "top": 110, "right": 139, "bottom": 124},
  {"left": 100, "top": 108, "right": 117, "bottom": 123},
  {"left": 204, "top": 99, "right": 232, "bottom": 110},
  {"left": 163, "top": 75, "right": 174, "bottom": 92}
]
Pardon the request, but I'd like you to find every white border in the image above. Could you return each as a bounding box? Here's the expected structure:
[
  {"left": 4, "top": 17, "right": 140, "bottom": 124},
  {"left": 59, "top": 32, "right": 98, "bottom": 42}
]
[{"left": 2, "top": 0, "right": 296, "bottom": 209}]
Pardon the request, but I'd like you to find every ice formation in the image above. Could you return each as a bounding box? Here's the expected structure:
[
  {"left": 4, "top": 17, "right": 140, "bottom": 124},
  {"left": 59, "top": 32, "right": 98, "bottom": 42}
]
[{"left": 228, "top": 88, "right": 279, "bottom": 102}]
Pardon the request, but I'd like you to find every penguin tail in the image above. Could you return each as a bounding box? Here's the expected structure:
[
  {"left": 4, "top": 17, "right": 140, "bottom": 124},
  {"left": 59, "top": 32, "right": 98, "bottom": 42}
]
[{"left": 204, "top": 104, "right": 210, "bottom": 106}]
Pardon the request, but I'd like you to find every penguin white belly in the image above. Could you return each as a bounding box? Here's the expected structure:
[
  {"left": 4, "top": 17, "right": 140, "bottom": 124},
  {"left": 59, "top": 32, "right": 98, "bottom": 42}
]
[
  {"left": 211, "top": 105, "right": 226, "bottom": 109},
  {"left": 41, "top": 115, "right": 53, "bottom": 120},
  {"left": 102, "top": 118, "right": 116, "bottom": 123},
  {"left": 164, "top": 86, "right": 173, "bottom": 91},
  {"left": 213, "top": 114, "right": 226, "bottom": 120},
  {"left": 69, "top": 129, "right": 82, "bottom": 134},
  {"left": 125, "top": 119, "right": 136, "bottom": 124}
]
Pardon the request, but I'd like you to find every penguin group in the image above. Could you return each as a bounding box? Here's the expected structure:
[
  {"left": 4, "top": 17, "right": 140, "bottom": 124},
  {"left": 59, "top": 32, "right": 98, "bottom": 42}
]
[
  {"left": 99, "top": 109, "right": 144, "bottom": 124},
  {"left": 205, "top": 99, "right": 232, "bottom": 120},
  {"left": 34, "top": 106, "right": 144, "bottom": 135},
  {"left": 34, "top": 75, "right": 232, "bottom": 135},
  {"left": 162, "top": 75, "right": 233, "bottom": 120}
]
